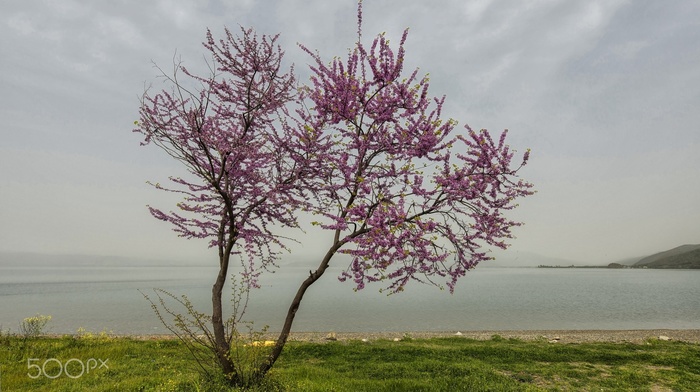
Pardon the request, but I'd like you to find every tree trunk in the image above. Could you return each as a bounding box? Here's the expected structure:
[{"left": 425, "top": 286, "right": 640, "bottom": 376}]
[
  {"left": 212, "top": 257, "right": 235, "bottom": 378},
  {"left": 259, "top": 242, "right": 341, "bottom": 375}
]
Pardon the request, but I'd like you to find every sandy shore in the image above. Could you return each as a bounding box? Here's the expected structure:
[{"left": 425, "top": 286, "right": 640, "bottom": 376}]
[
  {"left": 284, "top": 330, "right": 700, "bottom": 344},
  {"left": 127, "top": 329, "right": 700, "bottom": 344}
]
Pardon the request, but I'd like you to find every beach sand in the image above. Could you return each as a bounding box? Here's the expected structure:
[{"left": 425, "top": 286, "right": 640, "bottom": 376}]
[
  {"left": 284, "top": 329, "right": 700, "bottom": 343},
  {"left": 127, "top": 329, "right": 700, "bottom": 344}
]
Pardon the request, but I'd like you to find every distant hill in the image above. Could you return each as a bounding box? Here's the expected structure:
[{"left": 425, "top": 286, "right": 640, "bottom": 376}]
[
  {"left": 634, "top": 244, "right": 700, "bottom": 269},
  {"left": 610, "top": 256, "right": 644, "bottom": 266},
  {"left": 487, "top": 251, "right": 581, "bottom": 268}
]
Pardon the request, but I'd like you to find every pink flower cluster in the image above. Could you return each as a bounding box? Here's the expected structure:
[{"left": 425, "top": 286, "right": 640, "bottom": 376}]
[
  {"left": 296, "top": 4, "right": 534, "bottom": 293},
  {"left": 134, "top": 27, "right": 304, "bottom": 287}
]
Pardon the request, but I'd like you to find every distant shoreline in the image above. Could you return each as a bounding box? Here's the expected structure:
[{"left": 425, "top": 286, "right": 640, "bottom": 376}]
[
  {"left": 98, "top": 329, "right": 700, "bottom": 344},
  {"left": 537, "top": 265, "right": 700, "bottom": 269}
]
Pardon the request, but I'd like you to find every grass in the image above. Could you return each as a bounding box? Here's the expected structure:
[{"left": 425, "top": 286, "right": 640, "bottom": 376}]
[{"left": 1, "top": 332, "right": 698, "bottom": 391}]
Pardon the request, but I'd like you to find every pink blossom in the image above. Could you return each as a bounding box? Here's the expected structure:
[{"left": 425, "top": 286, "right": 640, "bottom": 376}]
[{"left": 298, "top": 17, "right": 534, "bottom": 294}]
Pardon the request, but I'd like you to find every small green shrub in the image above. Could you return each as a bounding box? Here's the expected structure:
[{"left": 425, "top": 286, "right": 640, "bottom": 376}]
[
  {"left": 19, "top": 314, "right": 52, "bottom": 338},
  {"left": 142, "top": 276, "right": 276, "bottom": 389}
]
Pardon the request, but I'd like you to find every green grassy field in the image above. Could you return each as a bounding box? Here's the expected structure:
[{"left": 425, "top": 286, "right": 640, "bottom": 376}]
[{"left": 1, "top": 333, "right": 698, "bottom": 391}]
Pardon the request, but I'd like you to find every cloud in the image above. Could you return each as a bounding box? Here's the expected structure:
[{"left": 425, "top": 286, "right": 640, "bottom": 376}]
[{"left": 1, "top": 0, "right": 698, "bottom": 263}]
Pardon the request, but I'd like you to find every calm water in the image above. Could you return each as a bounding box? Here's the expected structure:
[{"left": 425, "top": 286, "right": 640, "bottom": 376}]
[{"left": 1, "top": 264, "right": 699, "bottom": 334}]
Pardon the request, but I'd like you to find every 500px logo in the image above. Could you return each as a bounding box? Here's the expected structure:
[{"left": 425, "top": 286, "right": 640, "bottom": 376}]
[{"left": 27, "top": 358, "right": 109, "bottom": 379}]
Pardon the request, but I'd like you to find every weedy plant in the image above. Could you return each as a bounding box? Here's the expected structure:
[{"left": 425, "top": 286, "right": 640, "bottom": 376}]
[
  {"left": 19, "top": 314, "right": 51, "bottom": 338},
  {"left": 0, "top": 325, "right": 10, "bottom": 346},
  {"left": 142, "top": 276, "right": 274, "bottom": 388},
  {"left": 0, "top": 315, "right": 54, "bottom": 362}
]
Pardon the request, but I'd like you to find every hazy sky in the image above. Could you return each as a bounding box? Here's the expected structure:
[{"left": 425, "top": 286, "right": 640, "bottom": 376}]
[{"left": 1, "top": 0, "right": 699, "bottom": 265}]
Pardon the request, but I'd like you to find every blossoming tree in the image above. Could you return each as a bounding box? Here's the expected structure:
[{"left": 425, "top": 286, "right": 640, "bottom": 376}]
[{"left": 135, "top": 2, "right": 533, "bottom": 385}]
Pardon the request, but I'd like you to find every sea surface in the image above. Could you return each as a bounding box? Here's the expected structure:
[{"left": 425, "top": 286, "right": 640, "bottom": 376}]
[{"left": 1, "top": 264, "right": 699, "bottom": 334}]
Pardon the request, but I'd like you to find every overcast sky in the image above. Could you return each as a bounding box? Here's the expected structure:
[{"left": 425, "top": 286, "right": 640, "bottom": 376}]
[{"left": 1, "top": 0, "right": 699, "bottom": 266}]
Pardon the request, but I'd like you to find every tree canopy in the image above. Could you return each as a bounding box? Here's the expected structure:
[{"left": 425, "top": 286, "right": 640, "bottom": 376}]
[{"left": 134, "top": 2, "right": 533, "bottom": 384}]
